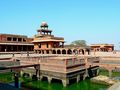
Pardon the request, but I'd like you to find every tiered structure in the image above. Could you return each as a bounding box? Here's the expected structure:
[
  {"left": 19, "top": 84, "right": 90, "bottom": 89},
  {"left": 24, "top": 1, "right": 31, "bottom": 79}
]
[
  {"left": 33, "top": 22, "right": 65, "bottom": 54},
  {"left": 33, "top": 22, "right": 91, "bottom": 55}
]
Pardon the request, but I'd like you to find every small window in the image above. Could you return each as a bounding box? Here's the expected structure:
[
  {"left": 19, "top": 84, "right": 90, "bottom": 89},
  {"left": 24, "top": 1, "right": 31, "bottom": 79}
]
[
  {"left": 23, "top": 38, "right": 26, "bottom": 42},
  {"left": 18, "top": 38, "right": 22, "bottom": 42},
  {"left": 7, "top": 37, "right": 12, "bottom": 41},
  {"left": 13, "top": 38, "right": 17, "bottom": 41}
]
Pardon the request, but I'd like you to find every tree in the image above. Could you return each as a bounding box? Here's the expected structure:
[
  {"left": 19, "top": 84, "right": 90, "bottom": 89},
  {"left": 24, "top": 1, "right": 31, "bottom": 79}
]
[{"left": 70, "top": 40, "right": 87, "bottom": 47}]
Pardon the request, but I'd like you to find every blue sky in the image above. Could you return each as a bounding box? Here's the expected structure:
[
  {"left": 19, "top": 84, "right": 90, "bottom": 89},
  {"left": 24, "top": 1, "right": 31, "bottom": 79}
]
[{"left": 0, "top": 0, "right": 120, "bottom": 49}]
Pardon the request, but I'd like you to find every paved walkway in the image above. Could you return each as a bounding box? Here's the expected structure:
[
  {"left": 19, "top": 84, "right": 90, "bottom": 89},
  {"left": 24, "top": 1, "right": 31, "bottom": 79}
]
[{"left": 108, "top": 82, "right": 120, "bottom": 90}]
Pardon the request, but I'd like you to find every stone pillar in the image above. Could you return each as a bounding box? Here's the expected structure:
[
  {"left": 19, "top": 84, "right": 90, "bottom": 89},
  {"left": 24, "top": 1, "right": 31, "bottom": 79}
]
[
  {"left": 39, "top": 76, "right": 43, "bottom": 80},
  {"left": 83, "top": 69, "right": 89, "bottom": 80},
  {"left": 97, "top": 68, "right": 99, "bottom": 75},
  {"left": 84, "top": 49, "right": 86, "bottom": 55},
  {"left": 49, "top": 50, "right": 52, "bottom": 54},
  {"left": 109, "top": 69, "right": 112, "bottom": 78},
  {"left": 44, "top": 50, "right": 46, "bottom": 54},
  {"left": 5, "top": 45, "right": 7, "bottom": 52},
  {"left": 62, "top": 79, "right": 69, "bottom": 87},
  {"left": 20, "top": 70, "right": 23, "bottom": 77},
  {"left": 77, "top": 75, "right": 80, "bottom": 83},
  {"left": 83, "top": 74, "right": 86, "bottom": 80},
  {"left": 48, "top": 77, "right": 52, "bottom": 83}
]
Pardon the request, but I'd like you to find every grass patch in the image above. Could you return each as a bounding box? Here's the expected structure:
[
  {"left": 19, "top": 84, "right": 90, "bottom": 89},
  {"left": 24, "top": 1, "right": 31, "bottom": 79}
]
[
  {"left": 0, "top": 72, "right": 14, "bottom": 83},
  {"left": 99, "top": 69, "right": 120, "bottom": 77}
]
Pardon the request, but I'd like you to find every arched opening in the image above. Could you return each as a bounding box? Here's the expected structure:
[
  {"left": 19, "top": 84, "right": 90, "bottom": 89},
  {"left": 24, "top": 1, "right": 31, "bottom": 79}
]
[
  {"left": 52, "top": 50, "right": 56, "bottom": 54},
  {"left": 67, "top": 49, "right": 72, "bottom": 54},
  {"left": 73, "top": 49, "right": 78, "bottom": 54},
  {"left": 62, "top": 49, "right": 66, "bottom": 54},
  {"left": 46, "top": 50, "right": 49, "bottom": 54},
  {"left": 57, "top": 50, "right": 61, "bottom": 54}
]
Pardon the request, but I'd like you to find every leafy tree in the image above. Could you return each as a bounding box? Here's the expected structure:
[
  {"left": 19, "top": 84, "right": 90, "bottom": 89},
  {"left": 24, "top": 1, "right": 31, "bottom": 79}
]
[{"left": 70, "top": 40, "right": 87, "bottom": 47}]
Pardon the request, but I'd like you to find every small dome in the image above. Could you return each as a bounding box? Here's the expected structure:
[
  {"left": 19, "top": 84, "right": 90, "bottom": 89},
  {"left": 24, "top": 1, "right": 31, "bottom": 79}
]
[{"left": 40, "top": 22, "right": 48, "bottom": 27}]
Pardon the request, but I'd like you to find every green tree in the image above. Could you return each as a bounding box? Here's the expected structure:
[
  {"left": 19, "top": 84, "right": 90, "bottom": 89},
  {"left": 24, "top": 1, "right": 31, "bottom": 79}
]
[{"left": 70, "top": 40, "right": 87, "bottom": 47}]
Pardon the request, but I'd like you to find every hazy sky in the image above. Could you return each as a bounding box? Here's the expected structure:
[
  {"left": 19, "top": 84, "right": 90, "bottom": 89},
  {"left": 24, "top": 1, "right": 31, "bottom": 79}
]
[{"left": 0, "top": 0, "right": 120, "bottom": 49}]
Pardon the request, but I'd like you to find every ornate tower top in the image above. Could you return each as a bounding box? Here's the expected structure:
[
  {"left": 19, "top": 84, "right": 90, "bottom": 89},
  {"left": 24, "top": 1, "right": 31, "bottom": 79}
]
[
  {"left": 40, "top": 22, "right": 48, "bottom": 29},
  {"left": 37, "top": 22, "right": 52, "bottom": 35}
]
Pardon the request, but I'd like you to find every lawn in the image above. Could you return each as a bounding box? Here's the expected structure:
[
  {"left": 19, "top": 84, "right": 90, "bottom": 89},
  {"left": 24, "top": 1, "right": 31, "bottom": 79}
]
[
  {"left": 99, "top": 69, "right": 120, "bottom": 77},
  {"left": 0, "top": 72, "right": 32, "bottom": 83},
  {"left": 0, "top": 72, "right": 14, "bottom": 83}
]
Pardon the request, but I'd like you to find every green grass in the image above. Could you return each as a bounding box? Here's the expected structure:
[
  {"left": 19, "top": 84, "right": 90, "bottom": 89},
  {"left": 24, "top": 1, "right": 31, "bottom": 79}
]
[
  {"left": 99, "top": 69, "right": 120, "bottom": 77},
  {"left": 0, "top": 72, "right": 14, "bottom": 83},
  {"left": 0, "top": 72, "right": 33, "bottom": 83},
  {"left": 0, "top": 70, "right": 120, "bottom": 90}
]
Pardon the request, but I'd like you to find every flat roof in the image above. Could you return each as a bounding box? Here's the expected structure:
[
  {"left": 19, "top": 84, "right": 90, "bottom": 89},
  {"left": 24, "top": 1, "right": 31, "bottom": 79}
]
[
  {"left": 0, "top": 33, "right": 27, "bottom": 38},
  {"left": 0, "top": 42, "right": 34, "bottom": 46},
  {"left": 91, "top": 44, "right": 114, "bottom": 46},
  {"left": 32, "top": 39, "right": 64, "bottom": 42}
]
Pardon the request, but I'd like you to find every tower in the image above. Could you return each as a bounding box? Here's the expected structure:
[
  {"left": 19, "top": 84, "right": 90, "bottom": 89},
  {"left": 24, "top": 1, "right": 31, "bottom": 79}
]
[{"left": 33, "top": 22, "right": 64, "bottom": 54}]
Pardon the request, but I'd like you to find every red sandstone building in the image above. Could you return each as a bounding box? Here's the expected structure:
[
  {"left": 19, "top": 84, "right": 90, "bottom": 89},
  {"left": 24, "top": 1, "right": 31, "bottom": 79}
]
[
  {"left": 32, "top": 22, "right": 90, "bottom": 55},
  {"left": 90, "top": 44, "right": 114, "bottom": 52},
  {"left": 0, "top": 34, "right": 34, "bottom": 52},
  {"left": 32, "top": 22, "right": 65, "bottom": 54}
]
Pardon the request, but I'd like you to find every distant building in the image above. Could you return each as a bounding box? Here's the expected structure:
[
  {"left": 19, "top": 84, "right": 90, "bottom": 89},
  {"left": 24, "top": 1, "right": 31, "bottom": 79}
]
[
  {"left": 0, "top": 34, "right": 34, "bottom": 52},
  {"left": 90, "top": 44, "right": 114, "bottom": 52}
]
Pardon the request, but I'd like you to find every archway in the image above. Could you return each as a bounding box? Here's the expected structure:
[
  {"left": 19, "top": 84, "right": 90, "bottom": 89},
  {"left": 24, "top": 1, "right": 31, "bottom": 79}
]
[
  {"left": 46, "top": 50, "right": 49, "bottom": 54},
  {"left": 52, "top": 50, "right": 56, "bottom": 54},
  {"left": 73, "top": 49, "right": 78, "bottom": 54},
  {"left": 62, "top": 49, "right": 66, "bottom": 54},
  {"left": 57, "top": 50, "right": 61, "bottom": 54},
  {"left": 67, "top": 49, "right": 72, "bottom": 54}
]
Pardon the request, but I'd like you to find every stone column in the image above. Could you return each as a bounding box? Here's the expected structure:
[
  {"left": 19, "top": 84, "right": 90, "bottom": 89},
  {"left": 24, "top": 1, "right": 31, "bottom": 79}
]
[
  {"left": 44, "top": 50, "right": 46, "bottom": 54},
  {"left": 5, "top": 45, "right": 7, "bottom": 52},
  {"left": 62, "top": 79, "right": 69, "bottom": 87},
  {"left": 84, "top": 49, "right": 86, "bottom": 55},
  {"left": 77, "top": 75, "right": 80, "bottom": 83},
  {"left": 48, "top": 76, "right": 52, "bottom": 83},
  {"left": 40, "top": 76, "right": 43, "bottom": 80},
  {"left": 109, "top": 69, "right": 112, "bottom": 78},
  {"left": 49, "top": 50, "right": 52, "bottom": 54},
  {"left": 97, "top": 68, "right": 99, "bottom": 75}
]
